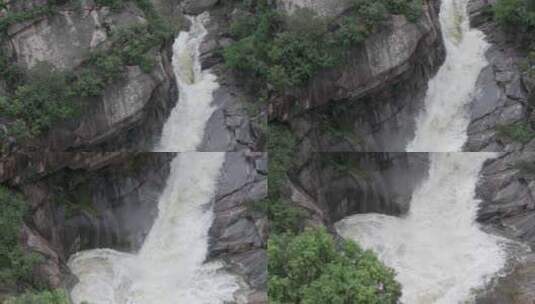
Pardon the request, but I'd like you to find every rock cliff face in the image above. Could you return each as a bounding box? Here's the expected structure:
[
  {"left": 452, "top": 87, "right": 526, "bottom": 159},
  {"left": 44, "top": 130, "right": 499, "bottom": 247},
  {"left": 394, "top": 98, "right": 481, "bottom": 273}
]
[
  {"left": 210, "top": 152, "right": 268, "bottom": 303},
  {"left": 2, "top": 0, "right": 179, "bottom": 151},
  {"left": 274, "top": 0, "right": 445, "bottom": 152},
  {"left": 0, "top": 151, "right": 268, "bottom": 302},
  {"left": 2, "top": 0, "right": 266, "bottom": 301},
  {"left": 0, "top": 152, "right": 174, "bottom": 289},
  {"left": 462, "top": 0, "right": 535, "bottom": 301},
  {"left": 197, "top": 5, "right": 267, "bottom": 152},
  {"left": 285, "top": 152, "right": 429, "bottom": 228},
  {"left": 465, "top": 0, "right": 534, "bottom": 152},
  {"left": 475, "top": 152, "right": 535, "bottom": 303}
]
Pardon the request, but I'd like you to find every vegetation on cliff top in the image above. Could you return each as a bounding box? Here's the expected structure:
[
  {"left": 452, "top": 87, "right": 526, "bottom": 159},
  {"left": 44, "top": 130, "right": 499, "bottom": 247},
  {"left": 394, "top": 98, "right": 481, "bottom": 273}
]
[
  {"left": 0, "top": 187, "right": 42, "bottom": 291},
  {"left": 224, "top": 0, "right": 422, "bottom": 94},
  {"left": 269, "top": 228, "right": 401, "bottom": 304},
  {"left": 0, "top": 0, "right": 175, "bottom": 143},
  {"left": 4, "top": 289, "right": 70, "bottom": 304}
]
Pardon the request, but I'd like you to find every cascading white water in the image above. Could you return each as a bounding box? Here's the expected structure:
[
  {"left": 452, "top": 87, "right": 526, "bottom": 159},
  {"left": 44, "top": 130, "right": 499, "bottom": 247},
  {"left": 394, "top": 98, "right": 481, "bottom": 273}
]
[
  {"left": 155, "top": 12, "right": 219, "bottom": 152},
  {"left": 68, "top": 13, "right": 240, "bottom": 304},
  {"left": 68, "top": 153, "right": 240, "bottom": 304},
  {"left": 406, "top": 0, "right": 489, "bottom": 152},
  {"left": 336, "top": 2, "right": 507, "bottom": 302},
  {"left": 336, "top": 153, "right": 506, "bottom": 304}
]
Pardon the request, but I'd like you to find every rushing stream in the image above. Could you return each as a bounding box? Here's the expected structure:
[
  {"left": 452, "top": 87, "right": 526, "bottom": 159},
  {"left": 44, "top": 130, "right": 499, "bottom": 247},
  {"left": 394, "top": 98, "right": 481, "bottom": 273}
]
[
  {"left": 336, "top": 0, "right": 507, "bottom": 303},
  {"left": 155, "top": 12, "right": 219, "bottom": 152},
  {"left": 406, "top": 0, "right": 489, "bottom": 152},
  {"left": 68, "top": 14, "right": 240, "bottom": 304},
  {"left": 336, "top": 153, "right": 506, "bottom": 303}
]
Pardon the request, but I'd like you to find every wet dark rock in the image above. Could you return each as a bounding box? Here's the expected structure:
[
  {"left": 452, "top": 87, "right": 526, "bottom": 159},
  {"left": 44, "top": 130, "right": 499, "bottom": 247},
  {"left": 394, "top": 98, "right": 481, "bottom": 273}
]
[
  {"left": 287, "top": 152, "right": 429, "bottom": 227},
  {"left": 197, "top": 8, "right": 267, "bottom": 152},
  {"left": 0, "top": 153, "right": 174, "bottom": 288},
  {"left": 476, "top": 152, "right": 535, "bottom": 302},
  {"left": 181, "top": 0, "right": 218, "bottom": 15},
  {"left": 279, "top": 0, "right": 445, "bottom": 152},
  {"left": 476, "top": 254, "right": 535, "bottom": 304},
  {"left": 465, "top": 0, "right": 531, "bottom": 152},
  {"left": 209, "top": 152, "right": 268, "bottom": 301}
]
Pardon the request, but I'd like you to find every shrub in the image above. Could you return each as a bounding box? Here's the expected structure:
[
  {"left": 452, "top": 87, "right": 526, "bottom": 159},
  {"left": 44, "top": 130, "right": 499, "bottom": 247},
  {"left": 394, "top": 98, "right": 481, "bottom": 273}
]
[
  {"left": 268, "top": 123, "right": 297, "bottom": 198},
  {"left": 0, "top": 5, "right": 54, "bottom": 37},
  {"left": 95, "top": 0, "right": 124, "bottom": 9},
  {"left": 224, "top": 0, "right": 422, "bottom": 92},
  {"left": 0, "top": 64, "right": 78, "bottom": 137},
  {"left": 494, "top": 0, "right": 535, "bottom": 32},
  {"left": 496, "top": 121, "right": 535, "bottom": 144},
  {"left": 0, "top": 0, "right": 175, "bottom": 142},
  {"left": 0, "top": 48, "right": 24, "bottom": 90},
  {"left": 0, "top": 187, "right": 41, "bottom": 289},
  {"left": 5, "top": 289, "right": 70, "bottom": 304},
  {"left": 354, "top": 0, "right": 389, "bottom": 26},
  {"left": 259, "top": 198, "right": 303, "bottom": 234},
  {"left": 386, "top": 0, "right": 423, "bottom": 22},
  {"left": 230, "top": 14, "right": 258, "bottom": 39},
  {"left": 88, "top": 52, "right": 125, "bottom": 84},
  {"left": 268, "top": 228, "right": 401, "bottom": 304}
]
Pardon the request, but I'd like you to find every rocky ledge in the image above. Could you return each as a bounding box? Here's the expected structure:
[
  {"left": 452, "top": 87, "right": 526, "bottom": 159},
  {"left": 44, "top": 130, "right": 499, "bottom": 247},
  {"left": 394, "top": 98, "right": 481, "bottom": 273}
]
[
  {"left": 465, "top": 0, "right": 534, "bottom": 152},
  {"left": 284, "top": 152, "right": 429, "bottom": 229},
  {"left": 0, "top": 151, "right": 268, "bottom": 303},
  {"left": 2, "top": 0, "right": 181, "bottom": 152},
  {"left": 276, "top": 0, "right": 446, "bottom": 152}
]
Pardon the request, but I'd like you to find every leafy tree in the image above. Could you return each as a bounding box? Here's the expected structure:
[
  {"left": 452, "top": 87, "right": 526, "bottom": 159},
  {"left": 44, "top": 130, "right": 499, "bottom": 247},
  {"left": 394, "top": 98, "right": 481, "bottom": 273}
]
[
  {"left": 268, "top": 228, "right": 401, "bottom": 304},
  {"left": 0, "top": 0, "right": 175, "bottom": 142},
  {"left": 0, "top": 187, "right": 41, "bottom": 289},
  {"left": 4, "top": 289, "right": 70, "bottom": 304},
  {"left": 0, "top": 63, "right": 77, "bottom": 137},
  {"left": 224, "top": 0, "right": 423, "bottom": 92},
  {"left": 494, "top": 0, "right": 535, "bottom": 32}
]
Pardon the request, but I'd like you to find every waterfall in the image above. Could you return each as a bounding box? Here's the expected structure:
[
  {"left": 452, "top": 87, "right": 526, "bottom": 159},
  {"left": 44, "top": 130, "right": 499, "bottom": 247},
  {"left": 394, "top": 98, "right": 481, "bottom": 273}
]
[
  {"left": 336, "top": 153, "right": 506, "bottom": 304},
  {"left": 155, "top": 12, "right": 218, "bottom": 152},
  {"left": 68, "top": 153, "right": 240, "bottom": 304},
  {"left": 68, "top": 13, "right": 240, "bottom": 304},
  {"left": 406, "top": 0, "right": 489, "bottom": 152},
  {"left": 336, "top": 1, "right": 507, "bottom": 302}
]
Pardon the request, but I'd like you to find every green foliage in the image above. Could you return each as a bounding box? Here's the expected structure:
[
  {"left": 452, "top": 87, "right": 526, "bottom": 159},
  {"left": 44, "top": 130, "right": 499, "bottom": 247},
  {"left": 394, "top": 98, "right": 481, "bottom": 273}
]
[
  {"left": 265, "top": 123, "right": 304, "bottom": 233},
  {"left": 5, "top": 289, "right": 70, "bottom": 304},
  {"left": 95, "top": 0, "right": 124, "bottom": 9},
  {"left": 255, "top": 198, "right": 303, "bottom": 234},
  {"left": 0, "top": 48, "right": 24, "bottom": 90},
  {"left": 521, "top": 50, "right": 535, "bottom": 79},
  {"left": 0, "top": 5, "right": 54, "bottom": 37},
  {"left": 230, "top": 14, "right": 258, "bottom": 39},
  {"left": 0, "top": 0, "right": 175, "bottom": 142},
  {"left": 0, "top": 64, "right": 78, "bottom": 138},
  {"left": 268, "top": 123, "right": 297, "bottom": 197},
  {"left": 385, "top": 0, "right": 423, "bottom": 22},
  {"left": 224, "top": 0, "right": 422, "bottom": 91},
  {"left": 268, "top": 228, "right": 401, "bottom": 304},
  {"left": 0, "top": 187, "right": 42, "bottom": 289},
  {"left": 494, "top": 0, "right": 535, "bottom": 32},
  {"left": 497, "top": 121, "right": 535, "bottom": 144}
]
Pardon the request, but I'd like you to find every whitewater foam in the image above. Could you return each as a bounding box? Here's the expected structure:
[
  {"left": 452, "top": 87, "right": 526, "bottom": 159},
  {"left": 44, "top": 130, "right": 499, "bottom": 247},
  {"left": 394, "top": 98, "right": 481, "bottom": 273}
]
[{"left": 406, "top": 0, "right": 489, "bottom": 152}]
